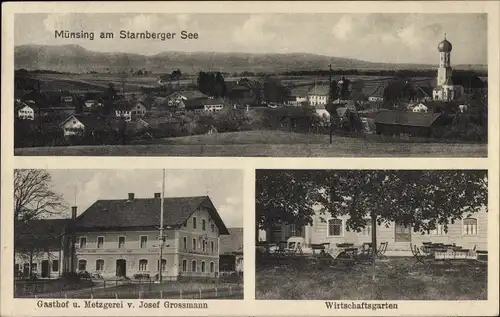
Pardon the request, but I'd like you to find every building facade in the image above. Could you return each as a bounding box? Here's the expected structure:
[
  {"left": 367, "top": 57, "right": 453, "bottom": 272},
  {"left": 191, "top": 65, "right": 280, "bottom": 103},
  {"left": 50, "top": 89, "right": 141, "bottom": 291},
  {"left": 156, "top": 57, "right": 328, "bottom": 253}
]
[
  {"left": 16, "top": 104, "right": 35, "bottom": 120},
  {"left": 73, "top": 194, "right": 229, "bottom": 280},
  {"left": 259, "top": 206, "right": 487, "bottom": 255}
]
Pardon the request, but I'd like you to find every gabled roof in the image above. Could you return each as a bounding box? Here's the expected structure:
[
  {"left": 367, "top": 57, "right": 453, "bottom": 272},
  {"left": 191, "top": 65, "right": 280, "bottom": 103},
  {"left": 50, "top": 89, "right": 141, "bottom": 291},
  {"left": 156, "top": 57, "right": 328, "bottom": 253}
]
[
  {"left": 374, "top": 110, "right": 441, "bottom": 127},
  {"left": 15, "top": 219, "right": 70, "bottom": 250},
  {"left": 59, "top": 115, "right": 109, "bottom": 130},
  {"left": 219, "top": 227, "right": 243, "bottom": 255},
  {"left": 308, "top": 85, "right": 329, "bottom": 96},
  {"left": 173, "top": 90, "right": 209, "bottom": 100},
  {"left": 290, "top": 87, "right": 310, "bottom": 98},
  {"left": 15, "top": 102, "right": 32, "bottom": 111},
  {"left": 76, "top": 195, "right": 229, "bottom": 234},
  {"left": 368, "top": 86, "right": 385, "bottom": 99}
]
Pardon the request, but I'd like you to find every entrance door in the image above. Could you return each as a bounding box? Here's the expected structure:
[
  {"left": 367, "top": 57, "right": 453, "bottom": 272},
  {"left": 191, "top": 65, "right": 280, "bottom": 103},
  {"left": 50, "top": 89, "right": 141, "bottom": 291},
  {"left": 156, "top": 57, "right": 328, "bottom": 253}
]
[
  {"left": 116, "top": 259, "right": 126, "bottom": 277},
  {"left": 395, "top": 223, "right": 411, "bottom": 242},
  {"left": 41, "top": 260, "right": 49, "bottom": 278},
  {"left": 23, "top": 263, "right": 30, "bottom": 277}
]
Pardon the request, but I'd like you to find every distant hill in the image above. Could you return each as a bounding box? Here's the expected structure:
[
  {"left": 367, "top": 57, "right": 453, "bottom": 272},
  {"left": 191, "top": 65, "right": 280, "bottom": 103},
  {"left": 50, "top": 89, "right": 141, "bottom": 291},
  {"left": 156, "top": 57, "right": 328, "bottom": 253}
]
[{"left": 14, "top": 44, "right": 487, "bottom": 74}]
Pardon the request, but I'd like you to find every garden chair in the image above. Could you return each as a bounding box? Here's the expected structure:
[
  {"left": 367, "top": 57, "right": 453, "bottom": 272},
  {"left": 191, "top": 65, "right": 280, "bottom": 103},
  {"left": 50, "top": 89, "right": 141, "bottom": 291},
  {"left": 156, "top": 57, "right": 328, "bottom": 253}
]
[
  {"left": 411, "top": 243, "right": 430, "bottom": 266},
  {"left": 376, "top": 242, "right": 388, "bottom": 257}
]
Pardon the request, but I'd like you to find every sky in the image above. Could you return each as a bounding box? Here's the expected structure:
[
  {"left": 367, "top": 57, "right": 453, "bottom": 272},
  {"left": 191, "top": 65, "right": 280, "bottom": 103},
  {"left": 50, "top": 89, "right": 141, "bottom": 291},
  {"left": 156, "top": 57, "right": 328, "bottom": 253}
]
[
  {"left": 14, "top": 13, "right": 487, "bottom": 64},
  {"left": 47, "top": 169, "right": 243, "bottom": 228}
]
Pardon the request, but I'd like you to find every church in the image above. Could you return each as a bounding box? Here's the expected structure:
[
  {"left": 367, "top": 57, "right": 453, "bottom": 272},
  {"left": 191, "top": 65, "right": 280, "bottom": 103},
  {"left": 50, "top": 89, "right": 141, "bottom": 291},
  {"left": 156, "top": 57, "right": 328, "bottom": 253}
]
[{"left": 432, "top": 35, "right": 465, "bottom": 101}]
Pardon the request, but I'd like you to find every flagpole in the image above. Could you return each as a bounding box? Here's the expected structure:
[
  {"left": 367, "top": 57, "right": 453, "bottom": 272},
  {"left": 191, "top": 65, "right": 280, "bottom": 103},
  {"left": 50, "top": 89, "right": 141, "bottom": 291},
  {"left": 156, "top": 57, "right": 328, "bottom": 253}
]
[{"left": 159, "top": 169, "right": 165, "bottom": 283}]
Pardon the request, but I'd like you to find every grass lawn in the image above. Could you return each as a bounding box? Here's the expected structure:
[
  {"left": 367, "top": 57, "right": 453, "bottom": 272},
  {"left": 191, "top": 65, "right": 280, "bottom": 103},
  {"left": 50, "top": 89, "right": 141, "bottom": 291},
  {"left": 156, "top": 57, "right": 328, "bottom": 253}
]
[
  {"left": 15, "top": 131, "right": 487, "bottom": 157},
  {"left": 255, "top": 257, "right": 487, "bottom": 300}
]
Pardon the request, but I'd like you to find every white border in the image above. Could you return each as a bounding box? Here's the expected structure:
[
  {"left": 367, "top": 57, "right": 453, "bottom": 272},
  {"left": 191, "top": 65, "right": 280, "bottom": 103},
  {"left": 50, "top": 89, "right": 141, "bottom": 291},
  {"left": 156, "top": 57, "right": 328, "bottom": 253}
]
[{"left": 2, "top": 1, "right": 499, "bottom": 316}]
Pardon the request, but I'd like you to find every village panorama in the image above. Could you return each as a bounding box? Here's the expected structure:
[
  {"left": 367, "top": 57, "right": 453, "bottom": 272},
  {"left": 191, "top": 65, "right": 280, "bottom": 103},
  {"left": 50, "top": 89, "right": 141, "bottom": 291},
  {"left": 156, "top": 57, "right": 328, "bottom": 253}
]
[{"left": 14, "top": 35, "right": 487, "bottom": 157}]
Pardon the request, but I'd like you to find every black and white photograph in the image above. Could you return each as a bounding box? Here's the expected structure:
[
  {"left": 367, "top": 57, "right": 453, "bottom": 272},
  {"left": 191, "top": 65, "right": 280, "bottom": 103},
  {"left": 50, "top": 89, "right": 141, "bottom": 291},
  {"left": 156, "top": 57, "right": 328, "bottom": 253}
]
[
  {"left": 14, "top": 169, "right": 243, "bottom": 299},
  {"left": 13, "top": 13, "right": 487, "bottom": 157},
  {"left": 255, "top": 169, "right": 488, "bottom": 300}
]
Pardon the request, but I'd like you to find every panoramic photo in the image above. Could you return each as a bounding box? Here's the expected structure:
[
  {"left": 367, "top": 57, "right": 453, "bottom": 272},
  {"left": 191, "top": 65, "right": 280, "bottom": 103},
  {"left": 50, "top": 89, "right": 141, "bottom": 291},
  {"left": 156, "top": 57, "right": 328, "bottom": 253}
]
[
  {"left": 13, "top": 13, "right": 487, "bottom": 157},
  {"left": 255, "top": 169, "right": 488, "bottom": 300},
  {"left": 14, "top": 169, "right": 243, "bottom": 299}
]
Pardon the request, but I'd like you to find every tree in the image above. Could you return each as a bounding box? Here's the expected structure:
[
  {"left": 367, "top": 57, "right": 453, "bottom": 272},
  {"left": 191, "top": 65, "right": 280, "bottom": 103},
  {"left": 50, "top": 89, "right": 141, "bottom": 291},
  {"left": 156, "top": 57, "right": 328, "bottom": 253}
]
[
  {"left": 14, "top": 169, "right": 67, "bottom": 221},
  {"left": 256, "top": 170, "right": 488, "bottom": 279}
]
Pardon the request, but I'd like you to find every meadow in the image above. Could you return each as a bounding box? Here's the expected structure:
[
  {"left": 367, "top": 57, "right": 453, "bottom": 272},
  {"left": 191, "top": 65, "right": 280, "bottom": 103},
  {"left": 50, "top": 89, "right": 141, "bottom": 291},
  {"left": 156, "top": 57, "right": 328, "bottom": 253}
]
[
  {"left": 14, "top": 131, "right": 487, "bottom": 157},
  {"left": 256, "top": 257, "right": 487, "bottom": 300}
]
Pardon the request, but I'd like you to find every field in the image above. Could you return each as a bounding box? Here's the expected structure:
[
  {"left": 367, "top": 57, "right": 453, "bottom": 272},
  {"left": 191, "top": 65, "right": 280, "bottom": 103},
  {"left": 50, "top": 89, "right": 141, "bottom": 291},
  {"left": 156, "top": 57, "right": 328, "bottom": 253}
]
[
  {"left": 14, "top": 131, "right": 487, "bottom": 157},
  {"left": 26, "top": 72, "right": 435, "bottom": 94},
  {"left": 256, "top": 257, "right": 487, "bottom": 300}
]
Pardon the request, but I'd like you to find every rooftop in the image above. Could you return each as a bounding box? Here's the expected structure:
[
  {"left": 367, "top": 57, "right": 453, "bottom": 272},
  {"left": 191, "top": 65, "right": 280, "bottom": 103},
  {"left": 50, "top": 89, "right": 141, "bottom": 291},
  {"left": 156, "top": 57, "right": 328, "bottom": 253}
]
[
  {"left": 374, "top": 110, "right": 441, "bottom": 127},
  {"left": 77, "top": 195, "right": 229, "bottom": 234}
]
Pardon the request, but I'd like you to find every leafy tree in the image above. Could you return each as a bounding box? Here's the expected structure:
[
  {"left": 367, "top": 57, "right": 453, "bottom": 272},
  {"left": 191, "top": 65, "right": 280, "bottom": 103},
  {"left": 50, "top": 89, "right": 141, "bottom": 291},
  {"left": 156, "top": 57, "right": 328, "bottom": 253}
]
[
  {"left": 256, "top": 170, "right": 488, "bottom": 279},
  {"left": 14, "top": 169, "right": 68, "bottom": 221}
]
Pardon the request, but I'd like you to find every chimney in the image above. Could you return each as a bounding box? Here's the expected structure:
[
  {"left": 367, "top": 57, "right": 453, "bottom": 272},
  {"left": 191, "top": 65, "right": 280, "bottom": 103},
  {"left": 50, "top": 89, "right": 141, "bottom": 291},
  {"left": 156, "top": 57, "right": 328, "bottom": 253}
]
[
  {"left": 71, "top": 206, "right": 77, "bottom": 220},
  {"left": 154, "top": 193, "right": 161, "bottom": 198},
  {"left": 128, "top": 193, "right": 135, "bottom": 200}
]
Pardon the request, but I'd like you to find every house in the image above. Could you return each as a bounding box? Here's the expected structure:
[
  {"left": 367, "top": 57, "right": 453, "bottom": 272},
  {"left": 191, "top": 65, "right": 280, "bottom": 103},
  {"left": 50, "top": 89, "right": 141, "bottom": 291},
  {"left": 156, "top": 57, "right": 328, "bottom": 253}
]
[
  {"left": 84, "top": 100, "right": 103, "bottom": 108},
  {"left": 73, "top": 194, "right": 229, "bottom": 280},
  {"left": 59, "top": 115, "right": 108, "bottom": 137},
  {"left": 114, "top": 101, "right": 147, "bottom": 122},
  {"left": 407, "top": 103, "right": 429, "bottom": 113},
  {"left": 288, "top": 87, "right": 309, "bottom": 106},
  {"left": 219, "top": 228, "right": 243, "bottom": 273},
  {"left": 308, "top": 85, "right": 329, "bottom": 106},
  {"left": 374, "top": 110, "right": 442, "bottom": 138},
  {"left": 61, "top": 96, "right": 74, "bottom": 103},
  {"left": 14, "top": 218, "right": 72, "bottom": 278},
  {"left": 164, "top": 91, "right": 209, "bottom": 109},
  {"left": 203, "top": 98, "right": 226, "bottom": 112},
  {"left": 258, "top": 205, "right": 487, "bottom": 256},
  {"left": 367, "top": 86, "right": 385, "bottom": 102},
  {"left": 16, "top": 102, "right": 35, "bottom": 120}
]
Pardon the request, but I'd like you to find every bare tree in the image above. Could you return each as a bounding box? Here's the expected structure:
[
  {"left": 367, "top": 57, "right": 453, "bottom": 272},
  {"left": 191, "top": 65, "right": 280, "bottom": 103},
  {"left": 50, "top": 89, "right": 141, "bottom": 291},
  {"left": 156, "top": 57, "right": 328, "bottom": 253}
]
[{"left": 14, "top": 169, "right": 67, "bottom": 221}]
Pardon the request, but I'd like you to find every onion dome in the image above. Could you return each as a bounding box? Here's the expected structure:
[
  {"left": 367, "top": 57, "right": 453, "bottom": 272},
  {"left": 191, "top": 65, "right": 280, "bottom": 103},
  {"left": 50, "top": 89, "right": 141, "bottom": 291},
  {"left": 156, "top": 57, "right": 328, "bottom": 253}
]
[{"left": 438, "top": 35, "right": 452, "bottom": 53}]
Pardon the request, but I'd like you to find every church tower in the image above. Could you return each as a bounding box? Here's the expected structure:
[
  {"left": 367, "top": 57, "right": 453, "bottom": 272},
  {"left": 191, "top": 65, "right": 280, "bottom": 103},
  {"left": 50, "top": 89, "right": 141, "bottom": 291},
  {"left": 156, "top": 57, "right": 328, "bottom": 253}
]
[{"left": 437, "top": 34, "right": 453, "bottom": 86}]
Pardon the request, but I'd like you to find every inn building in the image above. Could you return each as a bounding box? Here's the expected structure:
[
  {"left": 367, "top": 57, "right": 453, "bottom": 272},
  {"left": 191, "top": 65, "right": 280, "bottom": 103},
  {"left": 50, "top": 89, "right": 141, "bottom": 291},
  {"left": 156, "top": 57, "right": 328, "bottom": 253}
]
[
  {"left": 14, "top": 194, "right": 230, "bottom": 280},
  {"left": 258, "top": 205, "right": 487, "bottom": 255}
]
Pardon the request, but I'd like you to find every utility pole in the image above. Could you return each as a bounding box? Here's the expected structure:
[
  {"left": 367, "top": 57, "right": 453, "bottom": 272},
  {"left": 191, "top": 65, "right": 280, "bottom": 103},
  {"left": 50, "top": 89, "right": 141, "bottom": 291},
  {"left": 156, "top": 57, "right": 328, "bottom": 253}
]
[
  {"left": 329, "top": 63, "right": 334, "bottom": 144},
  {"left": 158, "top": 169, "right": 165, "bottom": 283}
]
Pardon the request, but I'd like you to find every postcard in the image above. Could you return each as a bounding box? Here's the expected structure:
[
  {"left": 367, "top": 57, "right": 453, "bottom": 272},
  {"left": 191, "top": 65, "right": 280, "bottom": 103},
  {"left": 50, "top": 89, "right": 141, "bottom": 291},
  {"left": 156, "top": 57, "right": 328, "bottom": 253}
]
[{"left": 1, "top": 1, "right": 499, "bottom": 317}]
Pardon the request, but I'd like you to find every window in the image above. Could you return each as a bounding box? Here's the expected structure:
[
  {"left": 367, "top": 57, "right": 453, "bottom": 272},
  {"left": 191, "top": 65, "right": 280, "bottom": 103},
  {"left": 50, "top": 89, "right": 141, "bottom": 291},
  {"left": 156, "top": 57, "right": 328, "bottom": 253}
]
[
  {"left": 211, "top": 241, "right": 214, "bottom": 253},
  {"left": 31, "top": 263, "right": 38, "bottom": 272},
  {"left": 139, "top": 259, "right": 148, "bottom": 271},
  {"left": 202, "top": 220, "right": 206, "bottom": 231},
  {"left": 210, "top": 262, "right": 215, "bottom": 273},
  {"left": 157, "top": 259, "right": 167, "bottom": 272},
  {"left": 431, "top": 224, "right": 445, "bottom": 235},
  {"left": 52, "top": 260, "right": 59, "bottom": 272},
  {"left": 140, "top": 236, "right": 147, "bottom": 248},
  {"left": 361, "top": 220, "right": 372, "bottom": 236},
  {"left": 192, "top": 238, "right": 197, "bottom": 250},
  {"left": 328, "top": 219, "right": 343, "bottom": 236},
  {"left": 96, "top": 259, "right": 104, "bottom": 271},
  {"left": 78, "top": 260, "right": 87, "bottom": 271},
  {"left": 183, "top": 221, "right": 187, "bottom": 227},
  {"left": 118, "top": 236, "right": 125, "bottom": 248},
  {"left": 193, "top": 217, "right": 197, "bottom": 229},
  {"left": 463, "top": 218, "right": 478, "bottom": 236},
  {"left": 201, "top": 261, "right": 206, "bottom": 273},
  {"left": 211, "top": 223, "right": 215, "bottom": 232},
  {"left": 183, "top": 237, "right": 187, "bottom": 250},
  {"left": 79, "top": 237, "right": 87, "bottom": 249},
  {"left": 202, "top": 240, "right": 206, "bottom": 252},
  {"left": 191, "top": 260, "right": 197, "bottom": 272},
  {"left": 182, "top": 260, "right": 187, "bottom": 272},
  {"left": 15, "top": 264, "right": 20, "bottom": 272},
  {"left": 97, "top": 236, "right": 104, "bottom": 249}
]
